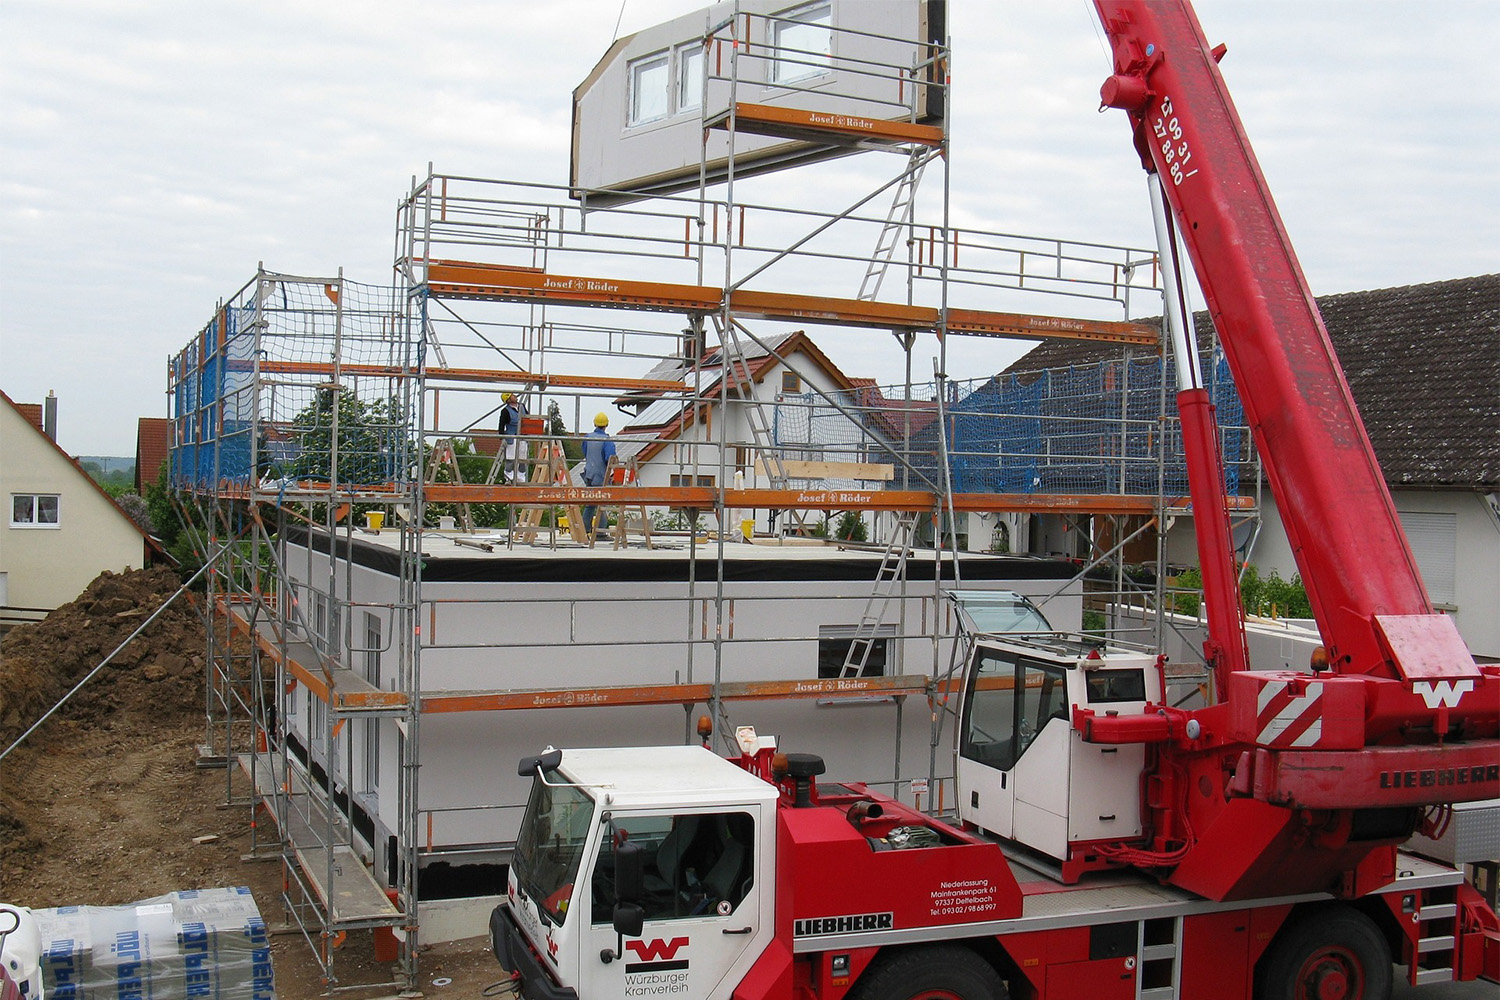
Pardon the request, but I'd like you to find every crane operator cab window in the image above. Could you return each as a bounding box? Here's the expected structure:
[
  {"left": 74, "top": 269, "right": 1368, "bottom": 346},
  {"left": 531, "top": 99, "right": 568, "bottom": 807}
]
[
  {"left": 960, "top": 649, "right": 1069, "bottom": 771},
  {"left": 591, "top": 811, "right": 755, "bottom": 923}
]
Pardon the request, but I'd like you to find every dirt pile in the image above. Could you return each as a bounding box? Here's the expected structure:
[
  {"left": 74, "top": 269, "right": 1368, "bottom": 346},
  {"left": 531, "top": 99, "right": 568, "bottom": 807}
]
[
  {"left": 0, "top": 567, "right": 206, "bottom": 858},
  {"left": 0, "top": 567, "right": 204, "bottom": 747}
]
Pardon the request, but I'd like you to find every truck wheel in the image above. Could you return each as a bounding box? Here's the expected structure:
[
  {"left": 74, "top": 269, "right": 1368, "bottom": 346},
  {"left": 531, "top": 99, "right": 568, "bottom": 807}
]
[
  {"left": 1256, "top": 905, "right": 1392, "bottom": 1000},
  {"left": 849, "top": 945, "right": 1007, "bottom": 1000}
]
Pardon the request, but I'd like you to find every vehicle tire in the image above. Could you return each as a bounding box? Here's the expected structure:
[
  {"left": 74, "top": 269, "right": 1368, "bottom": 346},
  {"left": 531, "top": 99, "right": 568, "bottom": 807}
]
[
  {"left": 1256, "top": 905, "right": 1392, "bottom": 1000},
  {"left": 848, "top": 945, "right": 1007, "bottom": 1000}
]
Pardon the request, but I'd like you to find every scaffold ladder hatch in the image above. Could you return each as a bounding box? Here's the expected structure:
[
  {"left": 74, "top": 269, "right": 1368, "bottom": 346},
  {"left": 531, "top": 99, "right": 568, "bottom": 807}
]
[
  {"left": 858, "top": 147, "right": 931, "bottom": 302},
  {"left": 839, "top": 511, "right": 919, "bottom": 679}
]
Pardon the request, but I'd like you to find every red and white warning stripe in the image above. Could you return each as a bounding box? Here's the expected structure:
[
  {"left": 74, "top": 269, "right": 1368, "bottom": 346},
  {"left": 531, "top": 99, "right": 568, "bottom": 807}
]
[{"left": 1256, "top": 680, "right": 1324, "bottom": 748}]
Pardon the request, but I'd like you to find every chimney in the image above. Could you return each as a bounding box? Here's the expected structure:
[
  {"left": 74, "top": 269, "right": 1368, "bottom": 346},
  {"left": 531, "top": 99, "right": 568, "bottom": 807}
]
[{"left": 44, "top": 390, "right": 58, "bottom": 442}]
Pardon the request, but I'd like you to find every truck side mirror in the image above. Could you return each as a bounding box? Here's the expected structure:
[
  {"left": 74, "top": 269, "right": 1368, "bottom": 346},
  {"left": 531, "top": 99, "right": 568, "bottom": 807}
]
[
  {"left": 612, "top": 902, "right": 645, "bottom": 939},
  {"left": 615, "top": 839, "right": 644, "bottom": 903},
  {"left": 603, "top": 841, "right": 647, "bottom": 962},
  {"left": 518, "top": 748, "right": 563, "bottom": 777}
]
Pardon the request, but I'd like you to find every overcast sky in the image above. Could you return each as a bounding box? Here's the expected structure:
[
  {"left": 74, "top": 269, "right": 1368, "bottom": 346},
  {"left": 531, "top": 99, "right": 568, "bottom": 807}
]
[{"left": 2, "top": 1, "right": 1496, "bottom": 457}]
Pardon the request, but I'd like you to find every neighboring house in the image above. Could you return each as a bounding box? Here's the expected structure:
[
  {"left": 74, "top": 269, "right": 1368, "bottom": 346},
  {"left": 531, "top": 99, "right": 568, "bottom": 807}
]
[
  {"left": 135, "top": 416, "right": 173, "bottom": 493},
  {"left": 611, "top": 330, "right": 902, "bottom": 530},
  {"left": 996, "top": 275, "right": 1500, "bottom": 659},
  {"left": 1, "top": 390, "right": 160, "bottom": 615}
]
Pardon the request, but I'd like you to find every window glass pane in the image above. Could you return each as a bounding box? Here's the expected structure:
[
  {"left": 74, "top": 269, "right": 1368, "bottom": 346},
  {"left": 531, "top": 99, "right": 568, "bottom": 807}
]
[
  {"left": 773, "top": 3, "right": 831, "bottom": 84},
  {"left": 12, "top": 495, "right": 34, "bottom": 523},
  {"left": 37, "top": 495, "right": 59, "bottom": 523},
  {"left": 514, "top": 782, "right": 595, "bottom": 926},
  {"left": 592, "top": 812, "right": 755, "bottom": 923},
  {"left": 1086, "top": 670, "right": 1146, "bottom": 704},
  {"left": 629, "top": 53, "right": 670, "bottom": 125},
  {"left": 960, "top": 649, "right": 1018, "bottom": 769},
  {"left": 677, "top": 45, "right": 703, "bottom": 111},
  {"left": 1018, "top": 663, "right": 1069, "bottom": 759},
  {"left": 817, "top": 637, "right": 886, "bottom": 678}
]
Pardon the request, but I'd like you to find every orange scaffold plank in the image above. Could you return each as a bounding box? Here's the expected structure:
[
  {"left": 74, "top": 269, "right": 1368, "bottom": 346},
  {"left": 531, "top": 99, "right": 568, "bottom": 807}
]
[
  {"left": 421, "top": 484, "right": 1240, "bottom": 515},
  {"left": 709, "top": 103, "right": 945, "bottom": 148},
  {"left": 421, "top": 673, "right": 930, "bottom": 714},
  {"left": 219, "top": 599, "right": 409, "bottom": 711},
  {"left": 423, "top": 260, "right": 1158, "bottom": 345},
  {"left": 254, "top": 360, "right": 688, "bottom": 394}
]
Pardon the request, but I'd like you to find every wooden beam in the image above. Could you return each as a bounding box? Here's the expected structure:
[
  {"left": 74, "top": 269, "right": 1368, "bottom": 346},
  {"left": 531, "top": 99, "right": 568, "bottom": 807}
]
[{"left": 755, "top": 459, "right": 896, "bottom": 481}]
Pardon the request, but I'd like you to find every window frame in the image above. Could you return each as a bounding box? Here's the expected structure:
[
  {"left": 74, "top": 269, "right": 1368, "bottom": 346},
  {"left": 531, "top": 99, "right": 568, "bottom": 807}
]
[
  {"left": 771, "top": 2, "right": 833, "bottom": 86},
  {"left": 676, "top": 41, "right": 704, "bottom": 113},
  {"left": 590, "top": 810, "right": 756, "bottom": 924},
  {"left": 10, "top": 493, "right": 61, "bottom": 529},
  {"left": 627, "top": 50, "right": 672, "bottom": 127}
]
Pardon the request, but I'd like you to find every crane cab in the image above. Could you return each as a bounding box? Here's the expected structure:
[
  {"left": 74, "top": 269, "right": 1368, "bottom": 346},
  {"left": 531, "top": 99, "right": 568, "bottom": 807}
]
[{"left": 956, "top": 634, "right": 1159, "bottom": 877}]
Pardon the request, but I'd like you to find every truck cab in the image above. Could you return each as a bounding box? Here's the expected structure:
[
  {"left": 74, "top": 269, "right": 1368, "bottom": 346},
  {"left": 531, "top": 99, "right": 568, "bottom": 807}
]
[
  {"left": 956, "top": 634, "right": 1159, "bottom": 876},
  {"left": 492, "top": 745, "right": 779, "bottom": 1000}
]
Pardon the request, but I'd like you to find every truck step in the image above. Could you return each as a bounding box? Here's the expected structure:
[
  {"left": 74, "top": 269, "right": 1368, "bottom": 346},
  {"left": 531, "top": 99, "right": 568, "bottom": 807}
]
[
  {"left": 1413, "top": 967, "right": 1455, "bottom": 986},
  {"left": 1416, "top": 903, "right": 1457, "bottom": 921},
  {"left": 1139, "top": 987, "right": 1178, "bottom": 1000},
  {"left": 1417, "top": 935, "right": 1455, "bottom": 953}
]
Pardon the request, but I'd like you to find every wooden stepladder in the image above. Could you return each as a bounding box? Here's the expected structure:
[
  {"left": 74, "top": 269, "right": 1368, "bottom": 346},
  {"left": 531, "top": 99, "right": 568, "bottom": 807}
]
[
  {"left": 606, "top": 456, "right": 654, "bottom": 550},
  {"left": 425, "top": 438, "right": 474, "bottom": 531},
  {"left": 513, "top": 438, "right": 590, "bottom": 546}
]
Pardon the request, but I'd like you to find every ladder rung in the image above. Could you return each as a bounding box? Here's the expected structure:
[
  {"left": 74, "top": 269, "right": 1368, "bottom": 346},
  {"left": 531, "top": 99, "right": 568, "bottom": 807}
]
[
  {"left": 1141, "top": 944, "right": 1177, "bottom": 961},
  {"left": 1416, "top": 903, "right": 1457, "bottom": 921},
  {"left": 1417, "top": 935, "right": 1455, "bottom": 953},
  {"left": 1413, "top": 968, "right": 1454, "bottom": 986}
]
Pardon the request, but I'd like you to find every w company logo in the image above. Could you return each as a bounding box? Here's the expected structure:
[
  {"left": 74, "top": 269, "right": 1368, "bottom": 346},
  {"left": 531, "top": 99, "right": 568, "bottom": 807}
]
[
  {"left": 1412, "top": 679, "right": 1474, "bottom": 710},
  {"left": 625, "top": 937, "right": 690, "bottom": 973}
]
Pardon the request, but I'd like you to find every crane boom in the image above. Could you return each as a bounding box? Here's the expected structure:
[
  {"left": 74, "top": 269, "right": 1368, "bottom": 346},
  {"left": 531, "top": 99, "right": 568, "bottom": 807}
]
[{"left": 1094, "top": 0, "right": 1478, "bottom": 686}]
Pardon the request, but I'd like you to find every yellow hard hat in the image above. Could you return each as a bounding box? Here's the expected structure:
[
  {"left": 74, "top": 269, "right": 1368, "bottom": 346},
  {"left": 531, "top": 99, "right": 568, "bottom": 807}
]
[
  {"left": 502, "top": 392, "right": 515, "bottom": 403},
  {"left": 593, "top": 412, "right": 609, "bottom": 427}
]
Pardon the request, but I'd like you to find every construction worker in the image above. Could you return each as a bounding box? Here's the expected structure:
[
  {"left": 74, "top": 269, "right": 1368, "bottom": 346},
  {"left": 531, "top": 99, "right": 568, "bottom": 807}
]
[
  {"left": 497, "top": 392, "right": 528, "bottom": 483},
  {"left": 581, "top": 411, "right": 617, "bottom": 539}
]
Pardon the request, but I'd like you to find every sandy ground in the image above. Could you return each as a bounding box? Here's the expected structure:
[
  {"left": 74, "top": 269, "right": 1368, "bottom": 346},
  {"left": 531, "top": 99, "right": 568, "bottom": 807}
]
[{"left": 0, "top": 569, "right": 508, "bottom": 998}]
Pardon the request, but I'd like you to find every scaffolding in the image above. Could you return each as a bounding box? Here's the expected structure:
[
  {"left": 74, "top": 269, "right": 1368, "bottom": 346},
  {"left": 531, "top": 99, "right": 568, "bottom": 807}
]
[{"left": 166, "top": 7, "right": 1259, "bottom": 994}]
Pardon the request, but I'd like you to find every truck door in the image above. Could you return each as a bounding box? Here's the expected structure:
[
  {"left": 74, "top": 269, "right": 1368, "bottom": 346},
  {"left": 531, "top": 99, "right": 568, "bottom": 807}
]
[{"left": 582, "top": 808, "right": 763, "bottom": 1000}]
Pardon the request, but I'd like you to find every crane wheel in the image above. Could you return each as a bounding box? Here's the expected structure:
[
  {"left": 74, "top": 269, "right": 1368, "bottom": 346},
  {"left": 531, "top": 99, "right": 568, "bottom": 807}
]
[
  {"left": 1255, "top": 904, "right": 1392, "bottom": 1000},
  {"left": 847, "top": 944, "right": 1007, "bottom": 1000}
]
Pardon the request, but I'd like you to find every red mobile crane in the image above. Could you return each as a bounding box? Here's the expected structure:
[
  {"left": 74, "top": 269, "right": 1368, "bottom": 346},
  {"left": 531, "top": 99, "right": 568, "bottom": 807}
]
[{"left": 487, "top": 3, "right": 1500, "bottom": 998}]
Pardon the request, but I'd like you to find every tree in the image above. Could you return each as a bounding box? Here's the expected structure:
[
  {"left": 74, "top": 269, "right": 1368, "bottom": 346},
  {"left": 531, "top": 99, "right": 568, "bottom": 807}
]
[
  {"left": 290, "top": 388, "right": 407, "bottom": 486},
  {"left": 548, "top": 400, "right": 582, "bottom": 463}
]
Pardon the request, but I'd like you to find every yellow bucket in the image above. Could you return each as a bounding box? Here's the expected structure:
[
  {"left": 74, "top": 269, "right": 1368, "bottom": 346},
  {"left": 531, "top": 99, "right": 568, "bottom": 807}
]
[
  {"left": 741, "top": 518, "right": 754, "bottom": 540},
  {"left": 365, "top": 511, "right": 385, "bottom": 531}
]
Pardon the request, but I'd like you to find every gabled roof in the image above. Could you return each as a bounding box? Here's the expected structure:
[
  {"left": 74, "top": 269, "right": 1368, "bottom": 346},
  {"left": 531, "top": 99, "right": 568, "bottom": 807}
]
[
  {"left": 1004, "top": 275, "right": 1500, "bottom": 489},
  {"left": 1, "top": 390, "right": 166, "bottom": 558},
  {"left": 621, "top": 331, "right": 868, "bottom": 463}
]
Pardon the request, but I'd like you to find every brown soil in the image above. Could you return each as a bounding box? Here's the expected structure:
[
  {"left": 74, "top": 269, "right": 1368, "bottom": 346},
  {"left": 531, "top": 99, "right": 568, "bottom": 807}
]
[{"left": 0, "top": 568, "right": 504, "bottom": 998}]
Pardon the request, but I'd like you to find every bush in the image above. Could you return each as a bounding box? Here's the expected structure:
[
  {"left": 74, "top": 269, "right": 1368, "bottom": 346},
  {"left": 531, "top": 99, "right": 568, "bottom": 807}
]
[{"left": 1169, "top": 564, "right": 1311, "bottom": 619}]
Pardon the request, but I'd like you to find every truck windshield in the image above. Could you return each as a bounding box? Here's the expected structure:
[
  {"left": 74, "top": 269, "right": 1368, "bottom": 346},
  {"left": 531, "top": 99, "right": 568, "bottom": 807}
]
[{"left": 511, "top": 779, "right": 594, "bottom": 926}]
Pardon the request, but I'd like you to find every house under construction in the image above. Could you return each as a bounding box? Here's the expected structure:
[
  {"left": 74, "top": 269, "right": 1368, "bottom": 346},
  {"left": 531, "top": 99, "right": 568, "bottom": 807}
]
[{"left": 165, "top": 2, "right": 1258, "bottom": 992}]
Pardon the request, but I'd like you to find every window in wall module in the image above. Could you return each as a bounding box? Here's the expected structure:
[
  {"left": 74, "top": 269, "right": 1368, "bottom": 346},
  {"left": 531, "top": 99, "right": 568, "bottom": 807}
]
[
  {"left": 628, "top": 51, "right": 670, "bottom": 126},
  {"left": 817, "top": 623, "right": 897, "bottom": 678},
  {"left": 772, "top": 2, "right": 832, "bottom": 85},
  {"left": 677, "top": 43, "right": 703, "bottom": 112}
]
